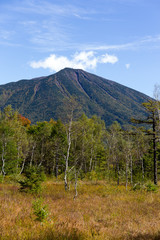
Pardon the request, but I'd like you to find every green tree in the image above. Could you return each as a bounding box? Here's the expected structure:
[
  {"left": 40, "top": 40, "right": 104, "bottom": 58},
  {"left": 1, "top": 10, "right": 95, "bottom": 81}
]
[
  {"left": 132, "top": 100, "right": 160, "bottom": 184},
  {"left": 19, "top": 166, "right": 46, "bottom": 193},
  {"left": 0, "top": 106, "right": 17, "bottom": 177},
  {"left": 49, "top": 119, "right": 67, "bottom": 178},
  {"left": 27, "top": 121, "right": 52, "bottom": 168}
]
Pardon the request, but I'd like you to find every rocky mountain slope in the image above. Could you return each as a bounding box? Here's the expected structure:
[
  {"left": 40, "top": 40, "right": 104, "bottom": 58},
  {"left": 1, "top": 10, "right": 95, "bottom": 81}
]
[{"left": 0, "top": 68, "right": 150, "bottom": 126}]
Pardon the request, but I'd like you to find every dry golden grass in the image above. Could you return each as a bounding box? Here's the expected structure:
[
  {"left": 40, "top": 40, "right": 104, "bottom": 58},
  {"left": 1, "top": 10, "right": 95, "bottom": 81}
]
[{"left": 0, "top": 180, "right": 160, "bottom": 240}]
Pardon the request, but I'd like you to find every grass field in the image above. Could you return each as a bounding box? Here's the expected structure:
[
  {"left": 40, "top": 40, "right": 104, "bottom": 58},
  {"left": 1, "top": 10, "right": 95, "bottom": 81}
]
[{"left": 0, "top": 180, "right": 160, "bottom": 240}]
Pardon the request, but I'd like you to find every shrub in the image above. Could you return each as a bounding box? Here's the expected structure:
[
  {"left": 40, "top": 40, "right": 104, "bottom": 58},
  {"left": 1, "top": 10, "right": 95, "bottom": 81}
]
[
  {"left": 85, "top": 171, "right": 98, "bottom": 181},
  {"left": 145, "top": 181, "right": 158, "bottom": 192},
  {"left": 19, "top": 166, "right": 46, "bottom": 193},
  {"left": 6, "top": 173, "right": 25, "bottom": 183},
  {"left": 132, "top": 181, "right": 159, "bottom": 192},
  {"left": 132, "top": 182, "right": 145, "bottom": 191},
  {"left": 32, "top": 198, "right": 48, "bottom": 222},
  {"left": 0, "top": 174, "right": 3, "bottom": 183}
]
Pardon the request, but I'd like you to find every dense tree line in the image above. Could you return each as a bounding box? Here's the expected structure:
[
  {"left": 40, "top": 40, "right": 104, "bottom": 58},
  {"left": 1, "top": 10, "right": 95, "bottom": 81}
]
[{"left": 0, "top": 102, "right": 160, "bottom": 189}]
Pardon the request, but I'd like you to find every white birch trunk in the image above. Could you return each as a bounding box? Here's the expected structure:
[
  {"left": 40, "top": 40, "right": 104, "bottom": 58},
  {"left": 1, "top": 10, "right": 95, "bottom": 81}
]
[
  {"left": 64, "top": 115, "right": 72, "bottom": 191},
  {"left": 19, "top": 157, "right": 26, "bottom": 175},
  {"left": 30, "top": 143, "right": 36, "bottom": 167},
  {"left": 1, "top": 142, "right": 6, "bottom": 176},
  {"left": 130, "top": 154, "right": 133, "bottom": 185}
]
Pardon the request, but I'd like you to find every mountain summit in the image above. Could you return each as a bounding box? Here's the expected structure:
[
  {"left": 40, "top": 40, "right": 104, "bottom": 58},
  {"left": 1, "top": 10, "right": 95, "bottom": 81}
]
[{"left": 0, "top": 68, "right": 150, "bottom": 126}]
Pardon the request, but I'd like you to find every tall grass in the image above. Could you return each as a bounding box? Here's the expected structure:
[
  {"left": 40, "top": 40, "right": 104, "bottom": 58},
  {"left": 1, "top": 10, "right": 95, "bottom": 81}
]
[{"left": 0, "top": 180, "right": 160, "bottom": 239}]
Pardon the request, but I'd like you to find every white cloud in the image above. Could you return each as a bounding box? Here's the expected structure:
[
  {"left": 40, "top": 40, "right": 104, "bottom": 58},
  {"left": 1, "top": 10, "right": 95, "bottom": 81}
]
[
  {"left": 125, "top": 63, "right": 130, "bottom": 69},
  {"left": 100, "top": 53, "right": 118, "bottom": 64},
  {"left": 30, "top": 51, "right": 118, "bottom": 72}
]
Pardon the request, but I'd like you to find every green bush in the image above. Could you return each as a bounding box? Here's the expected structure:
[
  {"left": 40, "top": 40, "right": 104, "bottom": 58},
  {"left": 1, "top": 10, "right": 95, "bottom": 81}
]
[
  {"left": 32, "top": 198, "right": 48, "bottom": 222},
  {"left": 145, "top": 181, "right": 158, "bottom": 192},
  {"left": 132, "top": 182, "right": 145, "bottom": 191},
  {"left": 132, "top": 181, "right": 159, "bottom": 192},
  {"left": 85, "top": 171, "right": 98, "bottom": 181},
  {"left": 0, "top": 174, "right": 3, "bottom": 183},
  {"left": 19, "top": 166, "right": 46, "bottom": 193},
  {"left": 6, "top": 173, "right": 25, "bottom": 183}
]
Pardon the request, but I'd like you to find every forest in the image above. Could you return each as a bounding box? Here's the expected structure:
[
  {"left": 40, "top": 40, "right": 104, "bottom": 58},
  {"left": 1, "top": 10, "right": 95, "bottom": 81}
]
[{"left": 0, "top": 99, "right": 160, "bottom": 190}]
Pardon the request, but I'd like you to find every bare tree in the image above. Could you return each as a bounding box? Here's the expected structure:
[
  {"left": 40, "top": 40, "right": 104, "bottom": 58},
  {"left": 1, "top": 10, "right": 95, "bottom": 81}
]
[{"left": 63, "top": 97, "right": 80, "bottom": 191}]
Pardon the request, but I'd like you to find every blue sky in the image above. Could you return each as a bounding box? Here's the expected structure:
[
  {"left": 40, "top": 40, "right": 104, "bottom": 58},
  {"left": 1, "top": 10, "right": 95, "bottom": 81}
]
[{"left": 0, "top": 0, "right": 160, "bottom": 97}]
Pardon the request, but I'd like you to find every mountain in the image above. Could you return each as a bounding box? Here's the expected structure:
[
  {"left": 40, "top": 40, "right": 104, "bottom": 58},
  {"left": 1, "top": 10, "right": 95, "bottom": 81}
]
[{"left": 0, "top": 68, "right": 151, "bottom": 126}]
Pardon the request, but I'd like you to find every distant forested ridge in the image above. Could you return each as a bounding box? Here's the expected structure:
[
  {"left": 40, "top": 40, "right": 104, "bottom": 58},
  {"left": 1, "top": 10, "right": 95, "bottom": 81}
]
[{"left": 0, "top": 68, "right": 151, "bottom": 127}]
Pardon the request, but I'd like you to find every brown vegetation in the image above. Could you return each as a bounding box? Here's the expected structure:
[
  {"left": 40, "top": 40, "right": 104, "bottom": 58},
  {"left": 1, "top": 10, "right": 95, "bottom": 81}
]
[{"left": 0, "top": 180, "right": 160, "bottom": 240}]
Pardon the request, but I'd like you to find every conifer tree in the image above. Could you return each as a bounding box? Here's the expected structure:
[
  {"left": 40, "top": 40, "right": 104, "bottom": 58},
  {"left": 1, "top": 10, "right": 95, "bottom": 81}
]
[{"left": 132, "top": 100, "right": 160, "bottom": 184}]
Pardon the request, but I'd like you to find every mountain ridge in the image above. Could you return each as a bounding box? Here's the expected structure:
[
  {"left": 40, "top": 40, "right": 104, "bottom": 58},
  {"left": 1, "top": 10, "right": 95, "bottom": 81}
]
[{"left": 0, "top": 68, "right": 151, "bottom": 126}]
